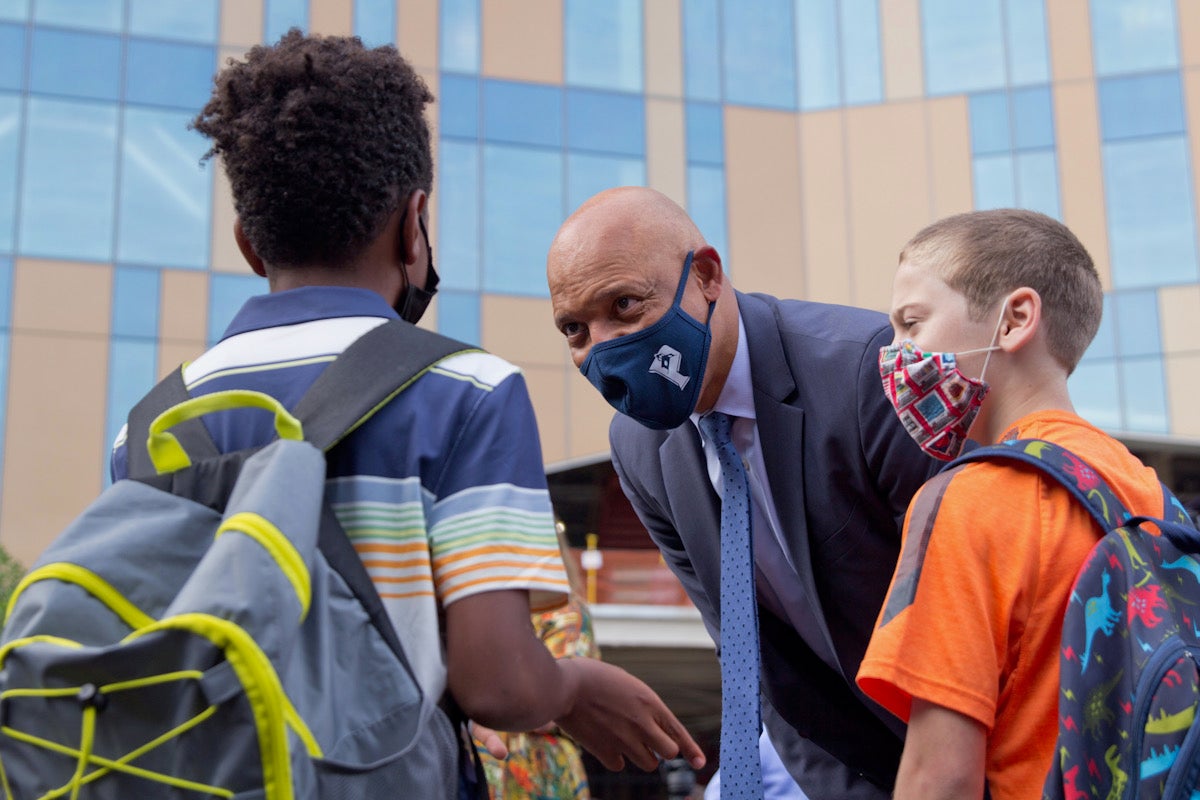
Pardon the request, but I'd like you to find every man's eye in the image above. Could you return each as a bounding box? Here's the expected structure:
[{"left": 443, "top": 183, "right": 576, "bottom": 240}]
[
  {"left": 561, "top": 322, "right": 582, "bottom": 337},
  {"left": 615, "top": 297, "right": 635, "bottom": 311}
]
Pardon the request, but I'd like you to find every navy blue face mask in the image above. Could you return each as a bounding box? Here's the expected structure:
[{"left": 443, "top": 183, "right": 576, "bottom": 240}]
[{"left": 580, "top": 251, "right": 715, "bottom": 430}]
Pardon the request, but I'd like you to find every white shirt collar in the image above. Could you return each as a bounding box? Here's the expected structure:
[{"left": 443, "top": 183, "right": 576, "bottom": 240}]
[{"left": 692, "top": 312, "right": 754, "bottom": 426}]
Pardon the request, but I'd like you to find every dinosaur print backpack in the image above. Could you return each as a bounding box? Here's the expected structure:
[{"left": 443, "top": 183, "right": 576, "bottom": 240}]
[{"left": 949, "top": 439, "right": 1200, "bottom": 800}]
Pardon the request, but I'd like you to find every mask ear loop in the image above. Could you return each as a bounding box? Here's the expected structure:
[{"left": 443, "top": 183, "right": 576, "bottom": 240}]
[{"left": 977, "top": 297, "right": 1009, "bottom": 382}]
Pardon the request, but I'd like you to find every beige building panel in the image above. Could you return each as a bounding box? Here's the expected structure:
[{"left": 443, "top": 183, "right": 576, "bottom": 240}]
[
  {"left": 880, "top": 0, "right": 923, "bottom": 101},
  {"left": 481, "top": 295, "right": 568, "bottom": 367},
  {"left": 399, "top": 0, "right": 439, "bottom": 71},
  {"left": 566, "top": 367, "right": 616, "bottom": 460},
  {"left": 645, "top": 0, "right": 683, "bottom": 98},
  {"left": 844, "top": 102, "right": 930, "bottom": 312},
  {"left": 1046, "top": 0, "right": 1094, "bottom": 83},
  {"left": 646, "top": 98, "right": 687, "bottom": 209},
  {"left": 798, "top": 109, "right": 851, "bottom": 306},
  {"left": 1180, "top": 0, "right": 1200, "bottom": 66},
  {"left": 522, "top": 364, "right": 568, "bottom": 465},
  {"left": 220, "top": 0, "right": 263, "bottom": 48},
  {"left": 926, "top": 96, "right": 974, "bottom": 220},
  {"left": 1165, "top": 353, "right": 1200, "bottom": 438},
  {"left": 13, "top": 259, "right": 112, "bottom": 336},
  {"left": 1054, "top": 82, "right": 1112, "bottom": 290},
  {"left": 724, "top": 107, "right": 805, "bottom": 299},
  {"left": 2, "top": 332, "right": 109, "bottom": 567},
  {"left": 309, "top": 0, "right": 352, "bottom": 36},
  {"left": 1185, "top": 73, "right": 1200, "bottom": 258},
  {"left": 1159, "top": 284, "right": 1200, "bottom": 355},
  {"left": 482, "top": 0, "right": 563, "bottom": 84},
  {"left": 159, "top": 269, "right": 210, "bottom": 367},
  {"left": 210, "top": 163, "right": 249, "bottom": 275}
]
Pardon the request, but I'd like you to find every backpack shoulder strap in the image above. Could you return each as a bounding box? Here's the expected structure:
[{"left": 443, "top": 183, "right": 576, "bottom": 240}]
[
  {"left": 947, "top": 439, "right": 1130, "bottom": 533},
  {"left": 125, "top": 366, "right": 221, "bottom": 478},
  {"left": 291, "top": 318, "right": 478, "bottom": 450}
]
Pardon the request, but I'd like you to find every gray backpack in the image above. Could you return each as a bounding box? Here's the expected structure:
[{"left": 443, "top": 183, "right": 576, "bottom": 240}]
[{"left": 0, "top": 320, "right": 475, "bottom": 800}]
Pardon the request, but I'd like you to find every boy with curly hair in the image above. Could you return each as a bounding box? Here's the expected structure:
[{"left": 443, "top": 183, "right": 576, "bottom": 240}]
[{"left": 111, "top": 30, "right": 702, "bottom": 799}]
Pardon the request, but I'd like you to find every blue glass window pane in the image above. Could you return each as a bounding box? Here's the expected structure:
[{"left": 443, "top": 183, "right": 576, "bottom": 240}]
[
  {"left": 209, "top": 274, "right": 263, "bottom": 343},
  {"left": 687, "top": 164, "right": 727, "bottom": 264},
  {"left": 440, "top": 0, "right": 479, "bottom": 73},
  {"left": 922, "top": 0, "right": 1005, "bottom": 95},
  {"left": 29, "top": 28, "right": 120, "bottom": 102},
  {"left": 436, "top": 290, "right": 480, "bottom": 345},
  {"left": 483, "top": 81, "right": 562, "bottom": 148},
  {"left": 35, "top": 0, "right": 120, "bottom": 32},
  {"left": 1012, "top": 86, "right": 1054, "bottom": 150},
  {"left": 354, "top": 0, "right": 396, "bottom": 47},
  {"left": 117, "top": 107, "right": 211, "bottom": 268},
  {"left": 564, "top": 0, "right": 643, "bottom": 93},
  {"left": 686, "top": 102, "right": 723, "bottom": 165},
  {"left": 481, "top": 144, "right": 562, "bottom": 297},
  {"left": 970, "top": 91, "right": 1011, "bottom": 155},
  {"left": 1068, "top": 360, "right": 1121, "bottom": 429},
  {"left": 440, "top": 75, "right": 478, "bottom": 140},
  {"left": 1104, "top": 137, "right": 1199, "bottom": 289},
  {"left": 972, "top": 154, "right": 1015, "bottom": 210},
  {"left": 0, "top": 257, "right": 11, "bottom": 327},
  {"left": 437, "top": 140, "right": 480, "bottom": 291},
  {"left": 126, "top": 40, "right": 215, "bottom": 110},
  {"left": 1014, "top": 150, "right": 1059, "bottom": 219},
  {"left": 21, "top": 97, "right": 118, "bottom": 261},
  {"left": 723, "top": 0, "right": 796, "bottom": 109},
  {"left": 1112, "top": 289, "right": 1160, "bottom": 358},
  {"left": 567, "top": 153, "right": 646, "bottom": 212},
  {"left": 1005, "top": 0, "right": 1050, "bottom": 85},
  {"left": 0, "top": 24, "right": 24, "bottom": 91},
  {"left": 1083, "top": 294, "right": 1116, "bottom": 361},
  {"left": 0, "top": 0, "right": 27, "bottom": 22},
  {"left": 796, "top": 0, "right": 839, "bottom": 111},
  {"left": 1098, "top": 72, "right": 1185, "bottom": 142},
  {"left": 1122, "top": 356, "right": 1168, "bottom": 433},
  {"left": 1090, "top": 0, "right": 1179, "bottom": 76},
  {"left": 841, "top": 0, "right": 883, "bottom": 106},
  {"left": 567, "top": 89, "right": 645, "bottom": 157},
  {"left": 264, "top": 0, "right": 308, "bottom": 44},
  {"left": 0, "top": 93, "right": 17, "bottom": 253},
  {"left": 682, "top": 0, "right": 720, "bottom": 101},
  {"left": 105, "top": 337, "right": 158, "bottom": 477},
  {"left": 129, "top": 0, "right": 219, "bottom": 44},
  {"left": 112, "top": 267, "right": 160, "bottom": 338}
]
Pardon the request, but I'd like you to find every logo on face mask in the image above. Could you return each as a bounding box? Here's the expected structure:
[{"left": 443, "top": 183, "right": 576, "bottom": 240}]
[{"left": 649, "top": 345, "right": 691, "bottom": 389}]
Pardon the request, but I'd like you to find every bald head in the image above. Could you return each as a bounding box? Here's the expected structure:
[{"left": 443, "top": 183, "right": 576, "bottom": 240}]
[
  {"left": 550, "top": 187, "right": 706, "bottom": 275},
  {"left": 546, "top": 186, "right": 739, "bottom": 417}
]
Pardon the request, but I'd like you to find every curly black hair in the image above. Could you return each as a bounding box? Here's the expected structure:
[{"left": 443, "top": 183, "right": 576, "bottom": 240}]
[{"left": 192, "top": 29, "right": 434, "bottom": 269}]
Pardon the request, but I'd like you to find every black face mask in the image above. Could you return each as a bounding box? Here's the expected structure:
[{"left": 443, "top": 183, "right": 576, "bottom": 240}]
[{"left": 396, "top": 216, "right": 439, "bottom": 324}]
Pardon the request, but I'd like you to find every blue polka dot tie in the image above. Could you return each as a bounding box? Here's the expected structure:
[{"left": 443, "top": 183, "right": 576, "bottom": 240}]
[{"left": 699, "top": 411, "right": 764, "bottom": 799}]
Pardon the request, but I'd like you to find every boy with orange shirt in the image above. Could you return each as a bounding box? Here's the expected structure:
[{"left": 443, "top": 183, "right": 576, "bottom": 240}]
[{"left": 856, "top": 208, "right": 1167, "bottom": 800}]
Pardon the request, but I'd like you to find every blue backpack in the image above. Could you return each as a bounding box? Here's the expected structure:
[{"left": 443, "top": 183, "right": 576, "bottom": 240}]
[{"left": 949, "top": 439, "right": 1200, "bottom": 800}]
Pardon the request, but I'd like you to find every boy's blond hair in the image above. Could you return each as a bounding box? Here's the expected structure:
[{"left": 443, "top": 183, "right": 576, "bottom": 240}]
[{"left": 900, "top": 209, "right": 1102, "bottom": 373}]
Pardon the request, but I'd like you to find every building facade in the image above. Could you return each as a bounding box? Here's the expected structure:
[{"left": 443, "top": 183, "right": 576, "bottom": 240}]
[{"left": 1, "top": 0, "right": 1199, "bottom": 570}]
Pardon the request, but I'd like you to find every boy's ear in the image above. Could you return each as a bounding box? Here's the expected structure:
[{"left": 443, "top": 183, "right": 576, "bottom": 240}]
[
  {"left": 998, "top": 286, "right": 1041, "bottom": 353},
  {"left": 398, "top": 190, "right": 428, "bottom": 267},
  {"left": 234, "top": 219, "right": 267, "bottom": 278}
]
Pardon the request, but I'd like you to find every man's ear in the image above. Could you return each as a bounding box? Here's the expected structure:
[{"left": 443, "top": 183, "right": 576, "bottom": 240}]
[
  {"left": 691, "top": 245, "right": 725, "bottom": 303},
  {"left": 999, "top": 286, "right": 1041, "bottom": 353},
  {"left": 399, "top": 189, "right": 428, "bottom": 267},
  {"left": 234, "top": 219, "right": 267, "bottom": 278}
]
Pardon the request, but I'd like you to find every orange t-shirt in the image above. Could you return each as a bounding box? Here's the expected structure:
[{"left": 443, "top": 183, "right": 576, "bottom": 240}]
[{"left": 857, "top": 410, "right": 1165, "bottom": 800}]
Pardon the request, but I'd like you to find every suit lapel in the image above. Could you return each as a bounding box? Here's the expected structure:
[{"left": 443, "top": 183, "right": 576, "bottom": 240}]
[
  {"left": 740, "top": 292, "right": 840, "bottom": 669},
  {"left": 659, "top": 423, "right": 723, "bottom": 600}
]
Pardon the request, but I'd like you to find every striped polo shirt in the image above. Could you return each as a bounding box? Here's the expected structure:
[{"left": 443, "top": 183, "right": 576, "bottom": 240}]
[{"left": 111, "top": 286, "right": 568, "bottom": 698}]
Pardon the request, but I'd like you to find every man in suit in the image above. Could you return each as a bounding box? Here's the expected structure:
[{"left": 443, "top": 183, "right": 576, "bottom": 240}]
[{"left": 546, "top": 187, "right": 939, "bottom": 799}]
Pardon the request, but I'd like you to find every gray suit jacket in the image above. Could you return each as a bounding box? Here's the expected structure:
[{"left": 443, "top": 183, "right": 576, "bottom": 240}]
[{"left": 610, "top": 291, "right": 940, "bottom": 797}]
